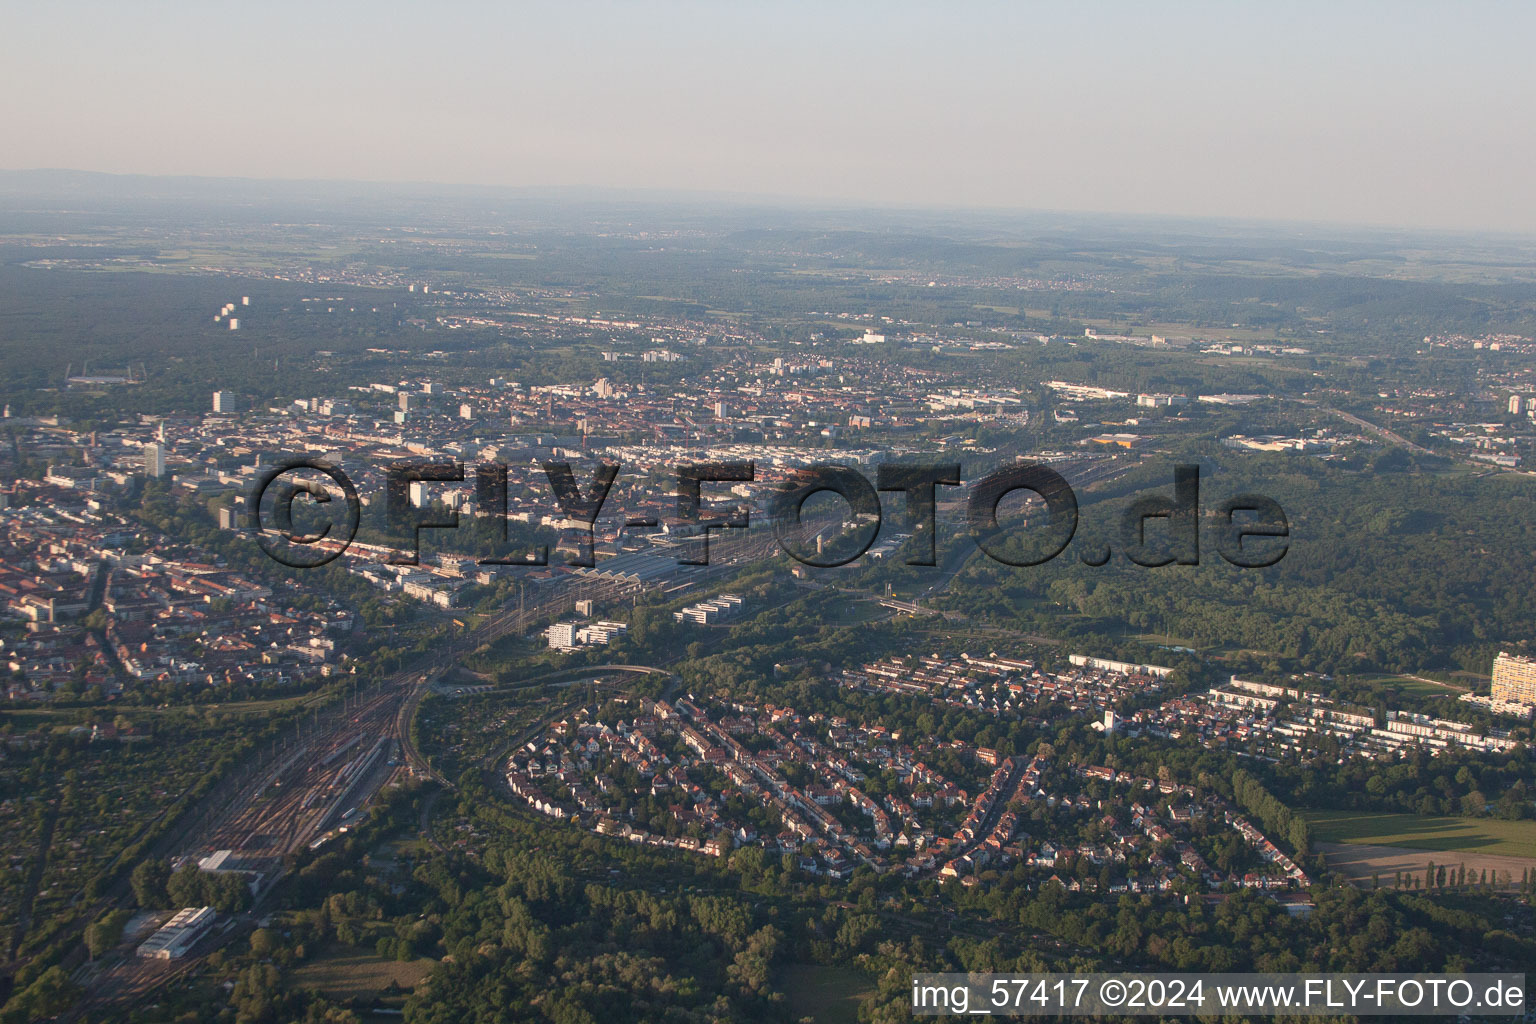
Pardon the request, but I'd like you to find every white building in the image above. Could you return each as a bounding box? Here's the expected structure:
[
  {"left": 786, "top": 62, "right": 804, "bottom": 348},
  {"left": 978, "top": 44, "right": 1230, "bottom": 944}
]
[
  {"left": 137, "top": 907, "right": 216, "bottom": 959},
  {"left": 1068, "top": 654, "right": 1174, "bottom": 679},
  {"left": 578, "top": 621, "right": 628, "bottom": 645},
  {"left": 546, "top": 620, "right": 627, "bottom": 650},
  {"left": 674, "top": 594, "right": 744, "bottom": 625},
  {"left": 144, "top": 443, "right": 166, "bottom": 478}
]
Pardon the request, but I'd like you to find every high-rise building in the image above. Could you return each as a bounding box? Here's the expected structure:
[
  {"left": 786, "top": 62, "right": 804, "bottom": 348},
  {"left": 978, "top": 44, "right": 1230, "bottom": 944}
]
[
  {"left": 407, "top": 480, "right": 442, "bottom": 508},
  {"left": 545, "top": 622, "right": 578, "bottom": 650},
  {"left": 212, "top": 390, "right": 237, "bottom": 413},
  {"left": 1510, "top": 394, "right": 1526, "bottom": 416},
  {"left": 144, "top": 443, "right": 165, "bottom": 478},
  {"left": 1491, "top": 652, "right": 1536, "bottom": 707}
]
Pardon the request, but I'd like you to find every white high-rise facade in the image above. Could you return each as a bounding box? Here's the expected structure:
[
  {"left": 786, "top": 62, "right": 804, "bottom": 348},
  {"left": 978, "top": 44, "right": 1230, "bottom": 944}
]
[{"left": 144, "top": 443, "right": 165, "bottom": 478}]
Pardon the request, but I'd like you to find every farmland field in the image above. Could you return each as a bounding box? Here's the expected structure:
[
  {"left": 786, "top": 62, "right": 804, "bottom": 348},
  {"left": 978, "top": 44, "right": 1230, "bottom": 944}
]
[
  {"left": 1317, "top": 843, "right": 1534, "bottom": 890},
  {"left": 1305, "top": 811, "right": 1536, "bottom": 859}
]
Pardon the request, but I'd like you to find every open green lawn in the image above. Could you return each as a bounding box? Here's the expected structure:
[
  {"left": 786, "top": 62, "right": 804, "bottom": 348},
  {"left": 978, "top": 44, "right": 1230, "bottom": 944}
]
[
  {"left": 827, "top": 601, "right": 891, "bottom": 625},
  {"left": 290, "top": 944, "right": 435, "bottom": 999},
  {"left": 779, "top": 964, "right": 875, "bottom": 1024},
  {"left": 1131, "top": 632, "right": 1208, "bottom": 652},
  {"left": 1362, "top": 674, "right": 1470, "bottom": 696},
  {"left": 1305, "top": 810, "right": 1536, "bottom": 859},
  {"left": 1392, "top": 680, "right": 1464, "bottom": 697}
]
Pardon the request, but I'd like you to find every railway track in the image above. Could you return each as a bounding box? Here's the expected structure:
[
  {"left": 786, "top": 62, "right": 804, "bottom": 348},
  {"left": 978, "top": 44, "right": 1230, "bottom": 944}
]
[{"left": 70, "top": 530, "right": 778, "bottom": 1013}]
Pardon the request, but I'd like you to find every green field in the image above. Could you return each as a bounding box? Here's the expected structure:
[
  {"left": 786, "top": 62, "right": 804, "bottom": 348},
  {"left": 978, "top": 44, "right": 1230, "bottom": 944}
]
[
  {"left": 1132, "top": 632, "right": 1209, "bottom": 652},
  {"left": 290, "top": 944, "right": 435, "bottom": 999},
  {"left": 826, "top": 600, "right": 891, "bottom": 625},
  {"left": 1362, "top": 674, "right": 1470, "bottom": 697},
  {"left": 779, "top": 964, "right": 875, "bottom": 1024},
  {"left": 1305, "top": 811, "right": 1536, "bottom": 859}
]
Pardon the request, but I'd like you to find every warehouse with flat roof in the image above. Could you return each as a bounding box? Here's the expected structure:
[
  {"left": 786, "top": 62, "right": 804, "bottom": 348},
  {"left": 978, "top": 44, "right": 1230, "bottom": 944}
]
[{"left": 136, "top": 906, "right": 216, "bottom": 959}]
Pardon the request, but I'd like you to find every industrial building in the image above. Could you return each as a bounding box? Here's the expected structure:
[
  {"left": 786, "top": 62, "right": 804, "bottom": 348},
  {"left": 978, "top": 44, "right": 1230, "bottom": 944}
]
[{"left": 136, "top": 906, "right": 215, "bottom": 959}]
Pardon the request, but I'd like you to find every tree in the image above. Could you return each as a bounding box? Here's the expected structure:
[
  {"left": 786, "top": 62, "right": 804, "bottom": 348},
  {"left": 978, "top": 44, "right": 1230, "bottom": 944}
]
[
  {"left": 131, "top": 858, "right": 171, "bottom": 907},
  {"left": 232, "top": 963, "right": 281, "bottom": 1024},
  {"left": 0, "top": 966, "right": 79, "bottom": 1024},
  {"left": 85, "top": 910, "right": 129, "bottom": 959},
  {"left": 168, "top": 862, "right": 206, "bottom": 907},
  {"left": 250, "top": 928, "right": 280, "bottom": 959}
]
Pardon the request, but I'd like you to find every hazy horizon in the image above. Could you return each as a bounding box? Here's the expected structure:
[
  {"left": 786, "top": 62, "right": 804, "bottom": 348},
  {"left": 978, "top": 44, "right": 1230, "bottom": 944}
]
[
  {"left": 7, "top": 166, "right": 1536, "bottom": 244},
  {"left": 5, "top": 1, "right": 1536, "bottom": 234}
]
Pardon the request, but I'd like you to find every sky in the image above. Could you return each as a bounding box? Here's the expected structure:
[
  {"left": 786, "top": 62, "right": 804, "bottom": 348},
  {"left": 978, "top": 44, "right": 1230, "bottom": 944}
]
[{"left": 4, "top": 1, "right": 1535, "bottom": 233}]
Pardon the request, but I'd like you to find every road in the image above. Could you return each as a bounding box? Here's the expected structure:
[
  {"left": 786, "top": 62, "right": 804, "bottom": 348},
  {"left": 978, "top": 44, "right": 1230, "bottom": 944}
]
[
  {"left": 927, "top": 758, "right": 1028, "bottom": 877},
  {"left": 1305, "top": 401, "right": 1430, "bottom": 454}
]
